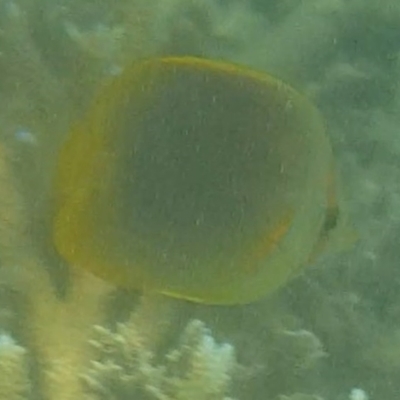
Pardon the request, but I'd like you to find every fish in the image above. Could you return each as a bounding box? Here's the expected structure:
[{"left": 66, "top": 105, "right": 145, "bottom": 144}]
[{"left": 52, "top": 56, "right": 353, "bottom": 305}]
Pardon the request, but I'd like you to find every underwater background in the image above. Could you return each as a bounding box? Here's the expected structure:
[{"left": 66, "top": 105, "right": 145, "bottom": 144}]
[{"left": 0, "top": 0, "right": 399, "bottom": 399}]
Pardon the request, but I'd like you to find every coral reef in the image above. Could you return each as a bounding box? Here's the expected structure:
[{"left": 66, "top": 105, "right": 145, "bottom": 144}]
[
  {"left": 0, "top": 0, "right": 400, "bottom": 400},
  {"left": 83, "top": 319, "right": 235, "bottom": 400},
  {"left": 0, "top": 334, "right": 30, "bottom": 400}
]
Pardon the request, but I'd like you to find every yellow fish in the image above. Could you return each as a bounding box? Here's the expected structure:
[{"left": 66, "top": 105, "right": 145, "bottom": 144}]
[{"left": 53, "top": 56, "right": 350, "bottom": 305}]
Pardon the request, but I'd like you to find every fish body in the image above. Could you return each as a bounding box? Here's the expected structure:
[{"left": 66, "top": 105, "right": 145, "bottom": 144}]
[{"left": 53, "top": 56, "right": 344, "bottom": 304}]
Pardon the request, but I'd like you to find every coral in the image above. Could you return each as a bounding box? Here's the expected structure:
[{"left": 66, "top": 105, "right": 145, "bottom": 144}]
[
  {"left": 272, "top": 329, "right": 327, "bottom": 372},
  {"left": 83, "top": 319, "right": 236, "bottom": 400},
  {"left": 27, "top": 268, "right": 112, "bottom": 400},
  {"left": 0, "top": 334, "right": 30, "bottom": 400}
]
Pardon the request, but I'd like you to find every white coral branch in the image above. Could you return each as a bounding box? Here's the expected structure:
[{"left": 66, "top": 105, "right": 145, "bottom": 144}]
[{"left": 84, "top": 319, "right": 237, "bottom": 400}]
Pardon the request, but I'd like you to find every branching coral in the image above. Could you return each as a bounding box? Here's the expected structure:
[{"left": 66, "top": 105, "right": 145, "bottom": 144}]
[
  {"left": 0, "top": 137, "right": 112, "bottom": 400},
  {"left": 0, "top": 334, "right": 30, "bottom": 400},
  {"left": 83, "top": 319, "right": 236, "bottom": 400}
]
